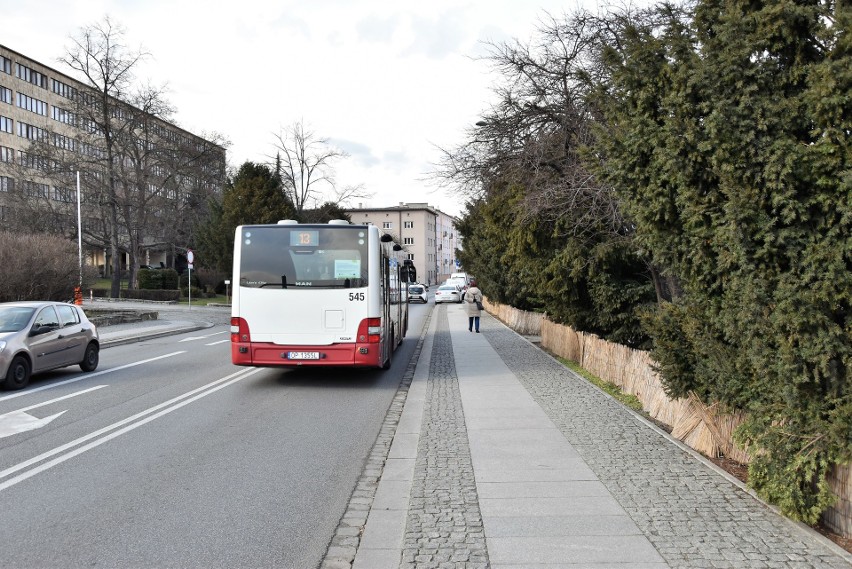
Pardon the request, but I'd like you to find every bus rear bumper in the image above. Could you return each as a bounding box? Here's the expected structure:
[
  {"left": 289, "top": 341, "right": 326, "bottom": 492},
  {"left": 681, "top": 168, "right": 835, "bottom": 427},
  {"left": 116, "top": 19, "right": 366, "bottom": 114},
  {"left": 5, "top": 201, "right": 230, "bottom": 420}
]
[{"left": 231, "top": 341, "right": 383, "bottom": 368}]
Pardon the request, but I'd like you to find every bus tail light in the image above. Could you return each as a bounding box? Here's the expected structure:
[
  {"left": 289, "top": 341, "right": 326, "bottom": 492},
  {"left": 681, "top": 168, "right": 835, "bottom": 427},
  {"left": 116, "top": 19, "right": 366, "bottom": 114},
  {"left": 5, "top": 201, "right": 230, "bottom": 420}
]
[
  {"left": 358, "top": 317, "right": 382, "bottom": 343},
  {"left": 231, "top": 317, "right": 251, "bottom": 343}
]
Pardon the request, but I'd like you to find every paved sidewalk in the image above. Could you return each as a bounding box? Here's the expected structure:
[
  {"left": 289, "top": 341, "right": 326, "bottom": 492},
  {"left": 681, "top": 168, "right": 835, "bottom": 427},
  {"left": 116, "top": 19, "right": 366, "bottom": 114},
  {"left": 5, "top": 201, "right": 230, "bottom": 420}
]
[
  {"left": 83, "top": 300, "right": 230, "bottom": 347},
  {"left": 328, "top": 304, "right": 852, "bottom": 569}
]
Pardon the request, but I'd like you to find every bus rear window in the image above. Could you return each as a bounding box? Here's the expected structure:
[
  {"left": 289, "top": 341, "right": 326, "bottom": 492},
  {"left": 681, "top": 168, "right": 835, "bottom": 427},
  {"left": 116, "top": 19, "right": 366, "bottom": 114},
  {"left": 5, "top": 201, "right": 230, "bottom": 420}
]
[{"left": 239, "top": 226, "right": 369, "bottom": 289}]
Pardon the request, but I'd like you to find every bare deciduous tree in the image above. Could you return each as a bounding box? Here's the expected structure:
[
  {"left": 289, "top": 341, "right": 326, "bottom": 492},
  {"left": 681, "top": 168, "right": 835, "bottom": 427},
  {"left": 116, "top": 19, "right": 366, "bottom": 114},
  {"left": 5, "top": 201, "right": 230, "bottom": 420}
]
[
  {"left": 434, "top": 10, "right": 639, "bottom": 242},
  {"left": 270, "top": 120, "right": 370, "bottom": 215},
  {"left": 6, "top": 17, "right": 230, "bottom": 293},
  {"left": 60, "top": 16, "right": 149, "bottom": 297}
]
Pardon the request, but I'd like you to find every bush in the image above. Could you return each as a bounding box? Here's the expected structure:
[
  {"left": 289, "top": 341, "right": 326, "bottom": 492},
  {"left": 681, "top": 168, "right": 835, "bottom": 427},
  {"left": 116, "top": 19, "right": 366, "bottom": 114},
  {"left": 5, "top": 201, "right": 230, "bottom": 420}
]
[
  {"left": 179, "top": 272, "right": 201, "bottom": 289},
  {"left": 180, "top": 286, "right": 204, "bottom": 299},
  {"left": 195, "top": 267, "right": 228, "bottom": 293},
  {"left": 123, "top": 289, "right": 180, "bottom": 302},
  {"left": 0, "top": 232, "right": 99, "bottom": 302},
  {"left": 160, "top": 269, "right": 179, "bottom": 290},
  {"left": 138, "top": 269, "right": 164, "bottom": 290}
]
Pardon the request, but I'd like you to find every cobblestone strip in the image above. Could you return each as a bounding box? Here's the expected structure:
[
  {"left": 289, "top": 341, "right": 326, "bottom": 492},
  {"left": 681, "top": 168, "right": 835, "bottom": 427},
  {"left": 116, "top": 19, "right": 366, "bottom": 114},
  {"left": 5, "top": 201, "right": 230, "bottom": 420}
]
[
  {"left": 320, "top": 311, "right": 433, "bottom": 569},
  {"left": 482, "top": 320, "right": 851, "bottom": 569},
  {"left": 400, "top": 306, "right": 490, "bottom": 569}
]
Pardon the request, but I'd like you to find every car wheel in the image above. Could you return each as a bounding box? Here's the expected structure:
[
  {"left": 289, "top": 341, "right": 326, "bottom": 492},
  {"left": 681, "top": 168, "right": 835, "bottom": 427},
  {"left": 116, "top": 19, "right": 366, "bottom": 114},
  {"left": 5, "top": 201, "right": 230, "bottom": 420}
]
[
  {"left": 79, "top": 342, "right": 99, "bottom": 372},
  {"left": 3, "top": 355, "right": 31, "bottom": 390}
]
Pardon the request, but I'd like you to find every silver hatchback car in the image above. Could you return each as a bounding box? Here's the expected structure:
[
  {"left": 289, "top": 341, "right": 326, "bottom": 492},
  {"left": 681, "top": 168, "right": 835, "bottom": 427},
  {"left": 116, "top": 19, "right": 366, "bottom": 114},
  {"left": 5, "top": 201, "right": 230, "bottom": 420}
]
[{"left": 0, "top": 301, "right": 100, "bottom": 390}]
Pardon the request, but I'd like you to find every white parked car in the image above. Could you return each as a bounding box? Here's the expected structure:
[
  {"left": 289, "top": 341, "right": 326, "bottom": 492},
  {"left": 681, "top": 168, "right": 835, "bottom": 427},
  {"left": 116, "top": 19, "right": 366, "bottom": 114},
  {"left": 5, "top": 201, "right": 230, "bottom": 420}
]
[{"left": 434, "top": 285, "right": 462, "bottom": 304}]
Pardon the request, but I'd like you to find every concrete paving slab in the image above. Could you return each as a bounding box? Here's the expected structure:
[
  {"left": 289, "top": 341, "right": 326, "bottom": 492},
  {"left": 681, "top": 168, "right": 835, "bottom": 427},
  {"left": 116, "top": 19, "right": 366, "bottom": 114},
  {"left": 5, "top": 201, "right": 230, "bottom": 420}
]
[
  {"left": 387, "top": 432, "right": 419, "bottom": 459},
  {"left": 473, "top": 455, "right": 595, "bottom": 472},
  {"left": 491, "top": 562, "right": 671, "bottom": 569},
  {"left": 483, "top": 514, "right": 643, "bottom": 537},
  {"left": 351, "top": 546, "right": 401, "bottom": 569},
  {"left": 465, "top": 414, "right": 555, "bottom": 430},
  {"left": 476, "top": 480, "right": 611, "bottom": 499},
  {"left": 358, "top": 508, "right": 408, "bottom": 550},
  {"left": 371, "top": 479, "right": 413, "bottom": 511},
  {"left": 479, "top": 496, "right": 628, "bottom": 517},
  {"left": 469, "top": 438, "right": 584, "bottom": 460},
  {"left": 380, "top": 458, "right": 415, "bottom": 482},
  {"left": 474, "top": 466, "right": 599, "bottom": 483},
  {"left": 487, "top": 535, "right": 666, "bottom": 565}
]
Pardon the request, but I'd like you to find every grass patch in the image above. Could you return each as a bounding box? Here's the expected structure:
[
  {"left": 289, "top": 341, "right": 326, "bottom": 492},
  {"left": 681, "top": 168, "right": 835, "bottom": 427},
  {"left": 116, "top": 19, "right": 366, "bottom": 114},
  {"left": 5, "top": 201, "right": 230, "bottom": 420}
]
[
  {"left": 556, "top": 356, "right": 645, "bottom": 413},
  {"left": 178, "top": 295, "right": 230, "bottom": 306}
]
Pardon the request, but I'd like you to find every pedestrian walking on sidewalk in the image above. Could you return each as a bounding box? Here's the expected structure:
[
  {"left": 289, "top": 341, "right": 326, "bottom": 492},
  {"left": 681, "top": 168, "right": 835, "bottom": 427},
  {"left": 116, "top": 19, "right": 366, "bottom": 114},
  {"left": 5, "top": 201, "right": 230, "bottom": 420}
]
[{"left": 464, "top": 279, "right": 483, "bottom": 332}]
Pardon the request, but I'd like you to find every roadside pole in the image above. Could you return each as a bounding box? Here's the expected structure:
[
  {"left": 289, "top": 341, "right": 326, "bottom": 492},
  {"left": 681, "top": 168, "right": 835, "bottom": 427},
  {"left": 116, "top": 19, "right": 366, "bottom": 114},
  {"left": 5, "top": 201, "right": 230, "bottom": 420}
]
[{"left": 187, "top": 249, "right": 195, "bottom": 310}]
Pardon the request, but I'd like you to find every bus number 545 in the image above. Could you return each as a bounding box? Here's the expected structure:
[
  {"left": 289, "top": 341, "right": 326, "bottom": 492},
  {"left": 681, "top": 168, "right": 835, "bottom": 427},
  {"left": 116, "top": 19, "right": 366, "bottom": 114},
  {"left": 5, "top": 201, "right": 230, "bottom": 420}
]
[{"left": 349, "top": 292, "right": 365, "bottom": 301}]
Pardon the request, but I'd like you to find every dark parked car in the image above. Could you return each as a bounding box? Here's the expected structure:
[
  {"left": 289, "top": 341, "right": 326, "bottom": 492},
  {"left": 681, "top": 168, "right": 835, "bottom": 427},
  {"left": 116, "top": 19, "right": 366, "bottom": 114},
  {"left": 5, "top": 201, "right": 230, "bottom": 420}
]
[{"left": 0, "top": 301, "right": 100, "bottom": 390}]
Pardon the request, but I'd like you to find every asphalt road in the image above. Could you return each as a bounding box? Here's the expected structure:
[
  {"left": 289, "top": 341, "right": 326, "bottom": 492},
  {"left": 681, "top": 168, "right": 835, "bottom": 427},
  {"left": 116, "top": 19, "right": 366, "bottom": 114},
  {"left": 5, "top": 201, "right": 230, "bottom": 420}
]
[{"left": 0, "top": 301, "right": 431, "bottom": 568}]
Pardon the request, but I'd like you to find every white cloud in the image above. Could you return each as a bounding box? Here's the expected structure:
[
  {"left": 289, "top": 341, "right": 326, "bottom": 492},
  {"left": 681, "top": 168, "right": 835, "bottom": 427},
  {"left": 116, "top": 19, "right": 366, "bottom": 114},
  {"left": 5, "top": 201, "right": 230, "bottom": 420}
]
[{"left": 2, "top": 0, "right": 592, "bottom": 217}]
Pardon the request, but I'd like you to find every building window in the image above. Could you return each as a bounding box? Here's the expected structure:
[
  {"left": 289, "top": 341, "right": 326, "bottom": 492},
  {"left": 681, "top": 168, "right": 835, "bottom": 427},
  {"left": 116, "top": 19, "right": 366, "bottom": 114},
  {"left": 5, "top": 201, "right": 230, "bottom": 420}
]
[
  {"left": 16, "top": 92, "right": 48, "bottom": 116},
  {"left": 19, "top": 151, "right": 51, "bottom": 172},
  {"left": 403, "top": 237, "right": 414, "bottom": 245},
  {"left": 0, "top": 176, "right": 13, "bottom": 192},
  {"left": 0, "top": 55, "right": 11, "bottom": 75},
  {"left": 0, "top": 146, "right": 13, "bottom": 163},
  {"left": 0, "top": 205, "right": 8, "bottom": 222},
  {"left": 0, "top": 86, "right": 11, "bottom": 104},
  {"left": 382, "top": 222, "right": 392, "bottom": 229},
  {"left": 0, "top": 115, "right": 12, "bottom": 133},
  {"left": 53, "top": 132, "right": 76, "bottom": 151},
  {"left": 406, "top": 254, "right": 414, "bottom": 261},
  {"left": 51, "top": 78, "right": 78, "bottom": 101},
  {"left": 17, "top": 121, "right": 47, "bottom": 141},
  {"left": 22, "top": 180, "right": 50, "bottom": 198},
  {"left": 53, "top": 186, "right": 75, "bottom": 202},
  {"left": 16, "top": 63, "right": 48, "bottom": 89},
  {"left": 404, "top": 221, "right": 414, "bottom": 228},
  {"left": 52, "top": 106, "right": 76, "bottom": 125}
]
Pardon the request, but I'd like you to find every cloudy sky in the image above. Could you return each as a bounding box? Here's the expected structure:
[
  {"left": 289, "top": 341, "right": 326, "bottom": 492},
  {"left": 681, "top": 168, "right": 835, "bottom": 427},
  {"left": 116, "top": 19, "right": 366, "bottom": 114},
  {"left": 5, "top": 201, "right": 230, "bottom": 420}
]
[{"left": 3, "top": 0, "right": 586, "bottom": 217}]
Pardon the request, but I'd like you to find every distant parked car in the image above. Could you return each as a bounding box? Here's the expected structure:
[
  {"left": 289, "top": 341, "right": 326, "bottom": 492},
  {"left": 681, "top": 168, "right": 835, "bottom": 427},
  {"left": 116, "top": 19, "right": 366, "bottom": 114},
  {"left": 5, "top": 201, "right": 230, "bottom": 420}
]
[
  {"left": 434, "top": 285, "right": 462, "bottom": 304},
  {"left": 0, "top": 301, "right": 100, "bottom": 390},
  {"left": 445, "top": 277, "right": 468, "bottom": 299},
  {"left": 408, "top": 285, "right": 428, "bottom": 303}
]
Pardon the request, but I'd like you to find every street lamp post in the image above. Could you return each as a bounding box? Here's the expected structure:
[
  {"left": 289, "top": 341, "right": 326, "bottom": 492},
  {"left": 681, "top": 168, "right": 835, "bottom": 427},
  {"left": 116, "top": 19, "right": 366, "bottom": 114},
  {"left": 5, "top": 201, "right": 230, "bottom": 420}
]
[{"left": 74, "top": 171, "right": 83, "bottom": 305}]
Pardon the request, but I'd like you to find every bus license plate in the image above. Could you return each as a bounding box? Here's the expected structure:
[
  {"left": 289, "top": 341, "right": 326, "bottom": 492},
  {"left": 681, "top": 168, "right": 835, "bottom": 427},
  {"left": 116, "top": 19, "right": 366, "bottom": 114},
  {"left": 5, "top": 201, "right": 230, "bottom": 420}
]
[{"left": 288, "top": 351, "right": 320, "bottom": 360}]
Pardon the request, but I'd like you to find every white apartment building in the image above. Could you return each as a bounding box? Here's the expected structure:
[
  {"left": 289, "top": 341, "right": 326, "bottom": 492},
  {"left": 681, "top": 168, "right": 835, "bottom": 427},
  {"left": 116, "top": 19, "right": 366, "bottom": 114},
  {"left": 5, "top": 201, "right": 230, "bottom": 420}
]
[{"left": 345, "top": 202, "right": 462, "bottom": 286}]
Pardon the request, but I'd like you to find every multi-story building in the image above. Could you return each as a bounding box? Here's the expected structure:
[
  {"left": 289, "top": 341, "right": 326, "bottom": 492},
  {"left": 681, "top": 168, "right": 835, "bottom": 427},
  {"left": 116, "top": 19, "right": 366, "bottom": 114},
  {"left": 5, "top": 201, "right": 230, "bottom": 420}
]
[
  {"left": 0, "top": 44, "right": 225, "bottom": 276},
  {"left": 345, "top": 202, "right": 462, "bottom": 286}
]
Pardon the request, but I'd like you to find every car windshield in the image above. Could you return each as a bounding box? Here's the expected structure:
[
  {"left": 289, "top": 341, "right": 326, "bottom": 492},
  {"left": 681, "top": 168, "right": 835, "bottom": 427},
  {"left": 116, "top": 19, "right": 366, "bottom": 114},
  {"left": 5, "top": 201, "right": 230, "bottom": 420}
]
[
  {"left": 438, "top": 286, "right": 456, "bottom": 292},
  {"left": 409, "top": 286, "right": 424, "bottom": 293},
  {"left": 0, "top": 306, "right": 35, "bottom": 333}
]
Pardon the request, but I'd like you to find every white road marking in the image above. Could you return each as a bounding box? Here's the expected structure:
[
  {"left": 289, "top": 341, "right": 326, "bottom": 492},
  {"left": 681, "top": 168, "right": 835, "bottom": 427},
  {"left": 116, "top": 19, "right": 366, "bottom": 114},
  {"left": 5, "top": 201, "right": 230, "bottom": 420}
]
[
  {"left": 205, "top": 340, "right": 230, "bottom": 346},
  {"left": 0, "top": 410, "right": 66, "bottom": 439},
  {"left": 0, "top": 385, "right": 108, "bottom": 439},
  {"left": 179, "top": 331, "right": 227, "bottom": 343},
  {"left": 0, "top": 367, "right": 262, "bottom": 492},
  {"left": 16, "top": 385, "right": 108, "bottom": 414},
  {"left": 0, "top": 352, "right": 186, "bottom": 403}
]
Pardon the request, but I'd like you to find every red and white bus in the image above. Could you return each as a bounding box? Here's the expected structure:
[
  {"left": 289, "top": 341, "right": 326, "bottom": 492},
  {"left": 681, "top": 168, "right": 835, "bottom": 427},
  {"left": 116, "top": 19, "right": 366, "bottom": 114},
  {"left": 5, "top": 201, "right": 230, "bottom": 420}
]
[{"left": 230, "top": 219, "right": 415, "bottom": 369}]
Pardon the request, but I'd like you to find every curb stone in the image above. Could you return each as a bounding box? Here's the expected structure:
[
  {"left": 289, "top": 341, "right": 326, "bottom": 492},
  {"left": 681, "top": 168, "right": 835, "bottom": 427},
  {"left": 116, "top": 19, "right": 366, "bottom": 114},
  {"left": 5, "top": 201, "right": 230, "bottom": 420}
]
[{"left": 319, "top": 310, "right": 433, "bottom": 569}]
